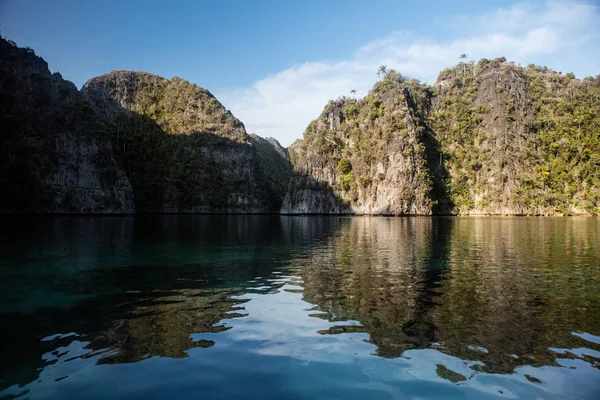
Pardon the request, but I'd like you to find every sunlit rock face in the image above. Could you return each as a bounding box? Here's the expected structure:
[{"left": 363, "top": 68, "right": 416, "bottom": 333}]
[
  {"left": 283, "top": 60, "right": 600, "bottom": 215},
  {"left": 282, "top": 78, "right": 436, "bottom": 215}
]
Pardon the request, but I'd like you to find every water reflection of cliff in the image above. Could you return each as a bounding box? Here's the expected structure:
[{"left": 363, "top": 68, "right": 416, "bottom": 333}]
[
  {"left": 300, "top": 217, "right": 600, "bottom": 374},
  {"left": 0, "top": 215, "right": 342, "bottom": 390},
  {"left": 1, "top": 216, "right": 599, "bottom": 393}
]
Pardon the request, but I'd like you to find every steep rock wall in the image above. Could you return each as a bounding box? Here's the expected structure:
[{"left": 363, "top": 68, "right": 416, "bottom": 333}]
[
  {"left": 282, "top": 73, "right": 438, "bottom": 215},
  {"left": 283, "top": 60, "right": 600, "bottom": 215},
  {"left": 431, "top": 58, "right": 600, "bottom": 215},
  {"left": 83, "top": 71, "right": 291, "bottom": 213},
  {"left": 0, "top": 37, "right": 134, "bottom": 213}
]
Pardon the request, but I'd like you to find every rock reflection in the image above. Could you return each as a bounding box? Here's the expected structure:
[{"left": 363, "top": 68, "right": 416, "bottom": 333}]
[
  {"left": 0, "top": 263, "right": 269, "bottom": 390},
  {"left": 1, "top": 215, "right": 599, "bottom": 397},
  {"left": 301, "top": 217, "right": 442, "bottom": 356},
  {"left": 86, "top": 270, "right": 245, "bottom": 364},
  {"left": 0, "top": 215, "right": 342, "bottom": 391},
  {"left": 300, "top": 217, "right": 600, "bottom": 374}
]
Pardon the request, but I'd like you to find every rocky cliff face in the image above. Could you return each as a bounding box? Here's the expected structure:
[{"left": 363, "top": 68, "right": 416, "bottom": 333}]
[
  {"left": 83, "top": 71, "right": 291, "bottom": 213},
  {"left": 431, "top": 58, "right": 600, "bottom": 215},
  {"left": 2, "top": 36, "right": 597, "bottom": 216},
  {"left": 283, "top": 60, "right": 600, "bottom": 215},
  {"left": 282, "top": 73, "right": 436, "bottom": 215},
  {"left": 0, "top": 37, "right": 134, "bottom": 213},
  {"left": 249, "top": 134, "right": 293, "bottom": 210},
  {"left": 0, "top": 37, "right": 291, "bottom": 214}
]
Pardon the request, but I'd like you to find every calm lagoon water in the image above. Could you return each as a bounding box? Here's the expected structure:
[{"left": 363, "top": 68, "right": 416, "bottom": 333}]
[{"left": 0, "top": 216, "right": 599, "bottom": 399}]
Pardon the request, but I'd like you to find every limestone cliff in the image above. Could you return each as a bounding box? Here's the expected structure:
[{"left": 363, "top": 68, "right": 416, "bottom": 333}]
[
  {"left": 249, "top": 134, "right": 293, "bottom": 210},
  {"left": 2, "top": 35, "right": 597, "bottom": 216},
  {"left": 0, "top": 37, "right": 134, "bottom": 213},
  {"left": 283, "top": 60, "right": 600, "bottom": 215},
  {"left": 0, "top": 37, "right": 291, "bottom": 214},
  {"left": 83, "top": 71, "right": 291, "bottom": 213},
  {"left": 282, "top": 72, "right": 439, "bottom": 215},
  {"left": 432, "top": 58, "right": 600, "bottom": 215}
]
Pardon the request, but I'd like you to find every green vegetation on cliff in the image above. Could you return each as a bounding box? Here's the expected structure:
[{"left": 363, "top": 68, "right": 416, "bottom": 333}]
[
  {"left": 2, "top": 35, "right": 597, "bottom": 215},
  {"left": 284, "top": 58, "right": 600, "bottom": 215},
  {"left": 83, "top": 71, "right": 291, "bottom": 213},
  {"left": 249, "top": 134, "right": 293, "bottom": 209},
  {"left": 432, "top": 58, "right": 600, "bottom": 214},
  {"left": 0, "top": 38, "right": 291, "bottom": 214},
  {"left": 283, "top": 71, "right": 437, "bottom": 215}
]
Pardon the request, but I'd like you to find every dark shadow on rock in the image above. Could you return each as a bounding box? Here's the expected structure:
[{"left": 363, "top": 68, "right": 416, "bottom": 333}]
[
  {"left": 249, "top": 134, "right": 293, "bottom": 211},
  {"left": 0, "top": 37, "right": 291, "bottom": 215},
  {"left": 84, "top": 83, "right": 289, "bottom": 214},
  {"left": 403, "top": 87, "right": 454, "bottom": 214},
  {"left": 421, "top": 126, "right": 454, "bottom": 214},
  {"left": 280, "top": 172, "right": 352, "bottom": 214},
  {"left": 0, "top": 36, "right": 134, "bottom": 214}
]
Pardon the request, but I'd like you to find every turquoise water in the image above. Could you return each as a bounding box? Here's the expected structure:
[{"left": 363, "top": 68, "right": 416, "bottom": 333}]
[{"left": 0, "top": 216, "right": 599, "bottom": 399}]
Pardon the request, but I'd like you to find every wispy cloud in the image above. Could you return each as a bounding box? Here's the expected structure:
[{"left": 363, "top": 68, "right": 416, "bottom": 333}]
[{"left": 218, "top": 1, "right": 600, "bottom": 147}]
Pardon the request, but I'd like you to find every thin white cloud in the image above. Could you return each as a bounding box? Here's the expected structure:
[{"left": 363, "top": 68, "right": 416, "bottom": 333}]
[{"left": 217, "top": 1, "right": 600, "bottom": 147}]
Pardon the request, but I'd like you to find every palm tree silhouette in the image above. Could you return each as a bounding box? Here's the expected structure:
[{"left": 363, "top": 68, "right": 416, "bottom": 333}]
[
  {"left": 459, "top": 54, "right": 468, "bottom": 75},
  {"left": 377, "top": 65, "right": 388, "bottom": 78},
  {"left": 350, "top": 89, "right": 357, "bottom": 97}
]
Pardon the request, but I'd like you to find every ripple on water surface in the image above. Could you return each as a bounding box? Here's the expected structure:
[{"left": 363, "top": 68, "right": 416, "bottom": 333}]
[{"left": 0, "top": 215, "right": 599, "bottom": 399}]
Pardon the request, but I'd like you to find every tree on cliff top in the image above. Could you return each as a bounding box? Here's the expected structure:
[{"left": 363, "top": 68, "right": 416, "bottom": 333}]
[{"left": 377, "top": 65, "right": 388, "bottom": 79}]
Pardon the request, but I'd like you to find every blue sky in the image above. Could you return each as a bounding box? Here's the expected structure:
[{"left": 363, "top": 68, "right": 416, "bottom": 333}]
[{"left": 1, "top": 0, "right": 599, "bottom": 146}]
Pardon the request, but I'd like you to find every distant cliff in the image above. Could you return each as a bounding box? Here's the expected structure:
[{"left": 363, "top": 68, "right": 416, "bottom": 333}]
[
  {"left": 432, "top": 58, "right": 600, "bottom": 215},
  {"left": 282, "top": 74, "right": 437, "bottom": 215},
  {"left": 83, "top": 70, "right": 290, "bottom": 213},
  {"left": 0, "top": 38, "right": 291, "bottom": 214},
  {"left": 2, "top": 36, "right": 598, "bottom": 216},
  {"left": 0, "top": 37, "right": 134, "bottom": 213},
  {"left": 282, "top": 59, "right": 600, "bottom": 215}
]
